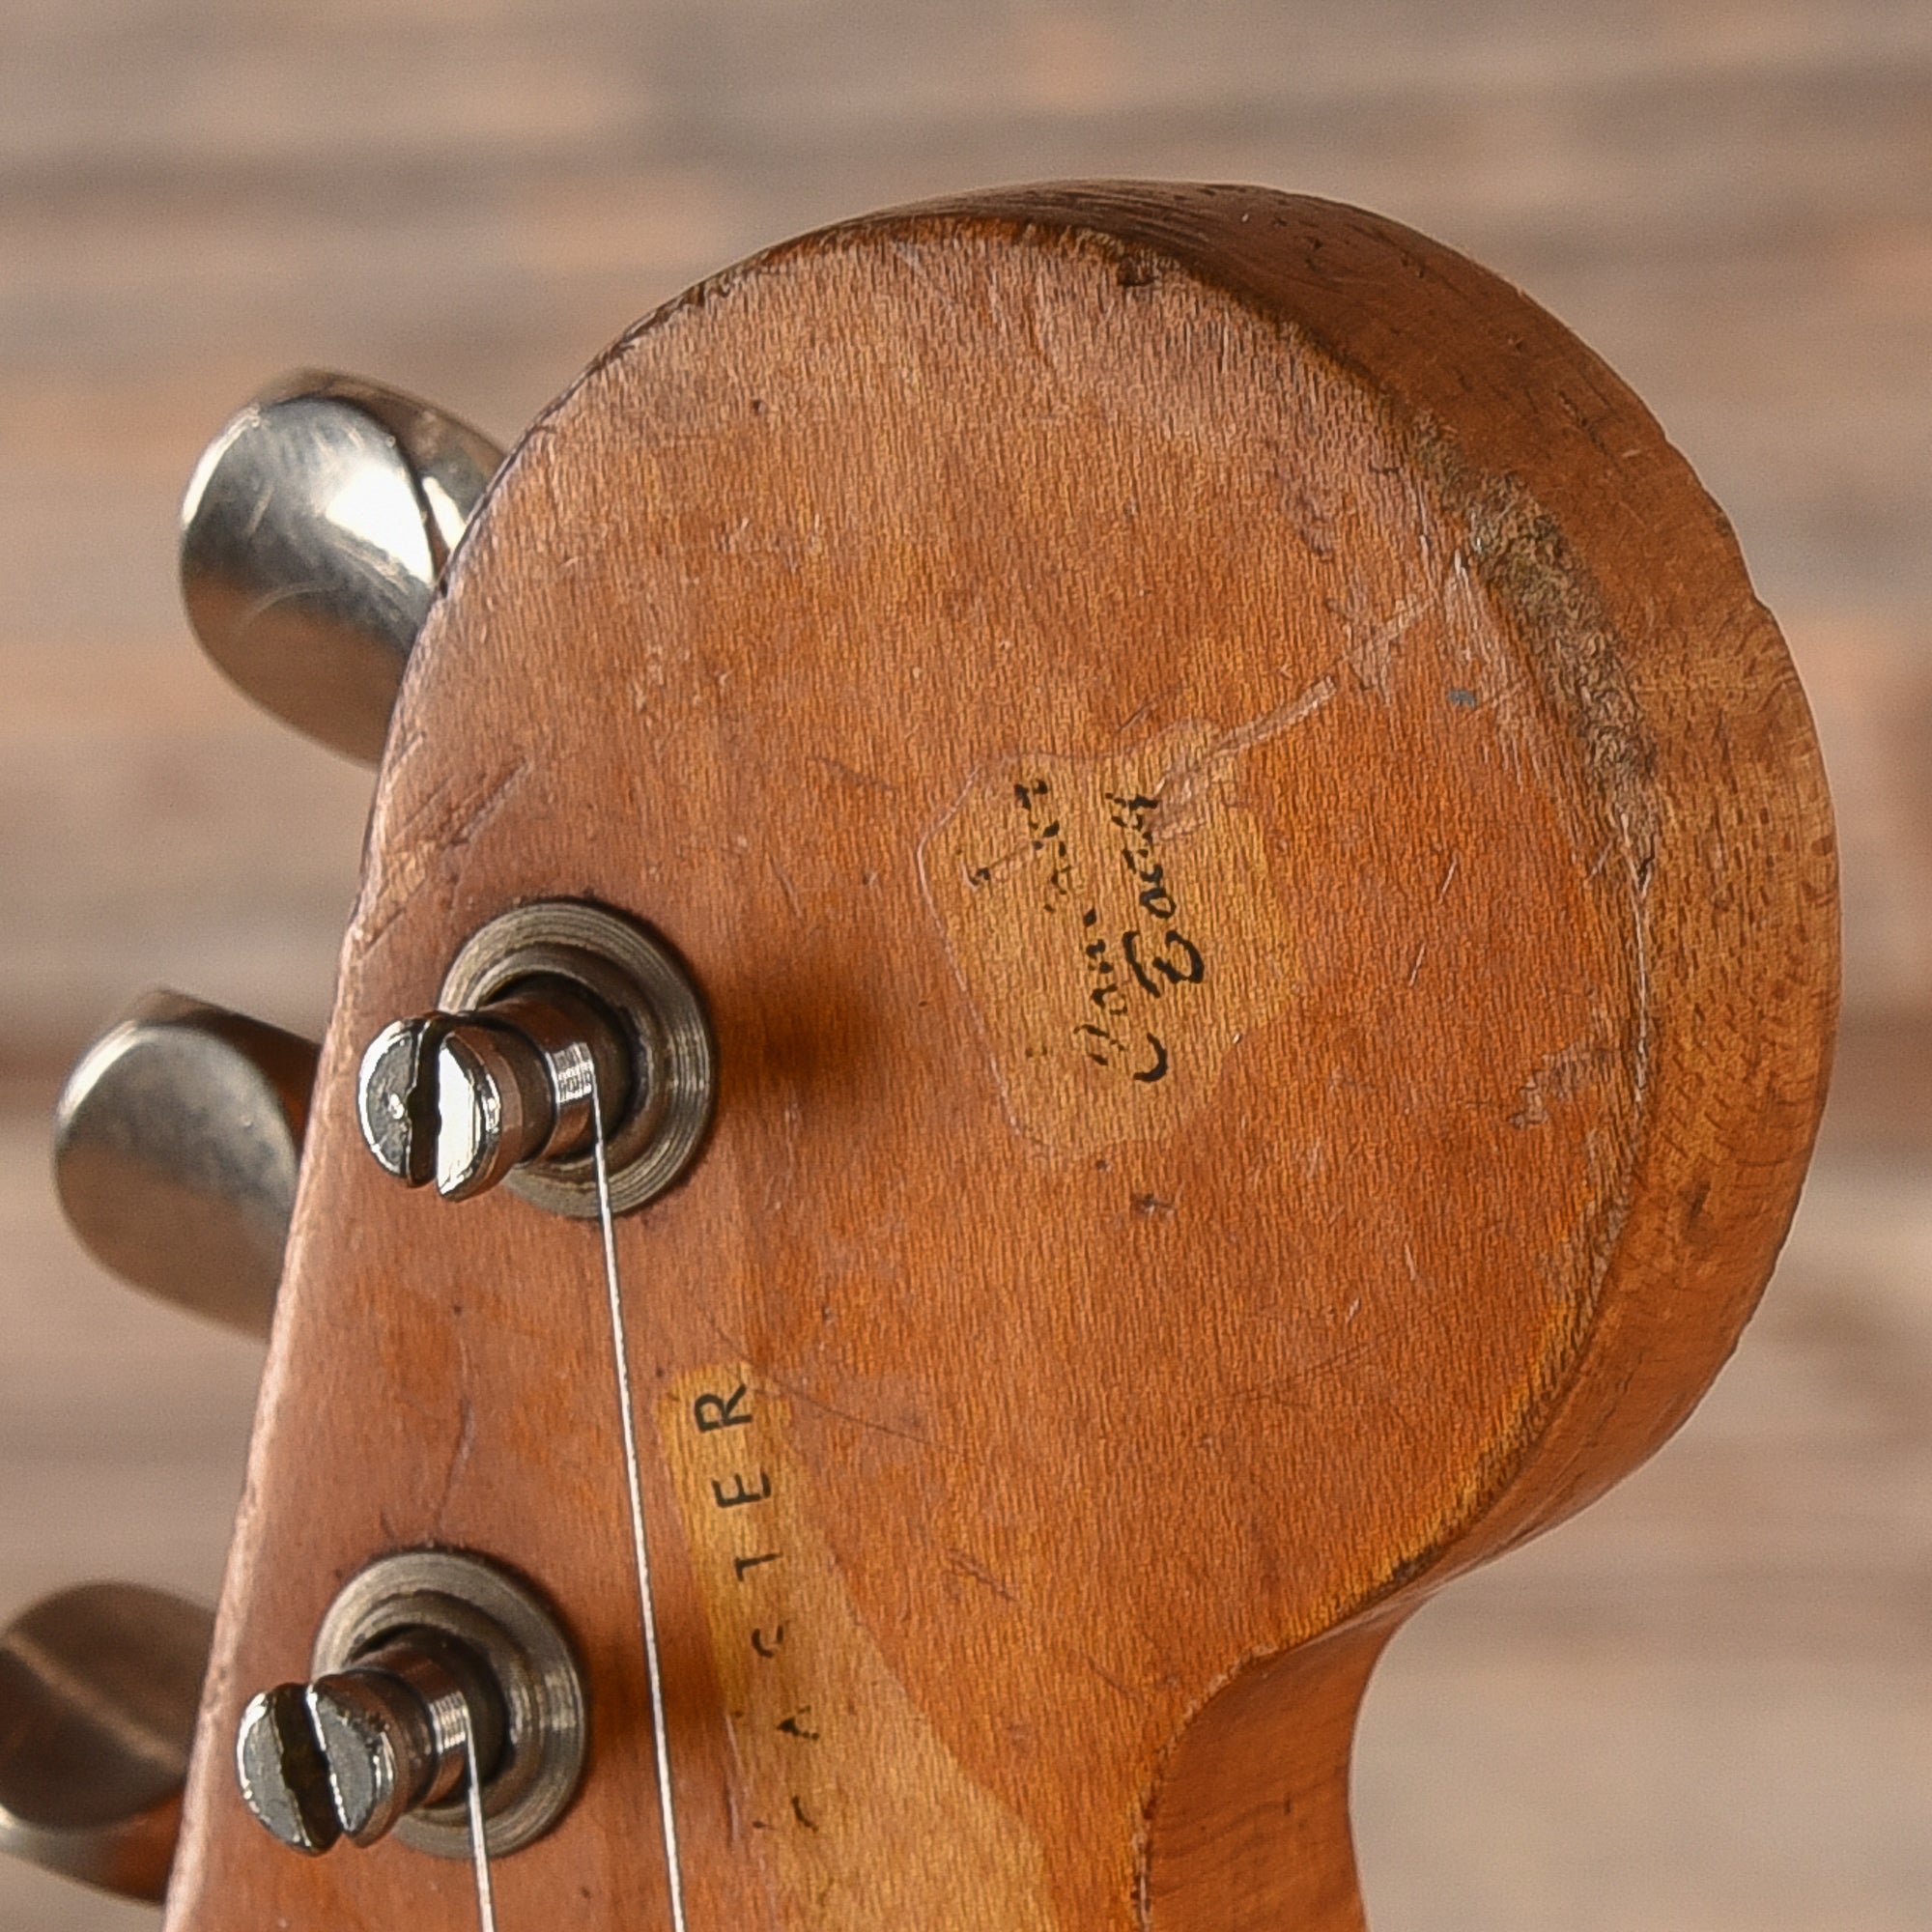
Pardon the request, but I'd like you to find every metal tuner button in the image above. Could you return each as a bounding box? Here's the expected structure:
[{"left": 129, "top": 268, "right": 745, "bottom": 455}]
[
  {"left": 0, "top": 1584, "right": 213, "bottom": 1901},
  {"left": 180, "top": 373, "right": 504, "bottom": 762},
  {"left": 53, "top": 991, "right": 317, "bottom": 1340}
]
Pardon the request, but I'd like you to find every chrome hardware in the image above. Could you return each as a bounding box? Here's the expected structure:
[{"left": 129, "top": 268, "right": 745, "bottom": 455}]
[
  {"left": 357, "top": 901, "right": 715, "bottom": 1218},
  {"left": 236, "top": 1549, "right": 584, "bottom": 1861},
  {"left": 53, "top": 991, "right": 316, "bottom": 1339},
  {"left": 0, "top": 1584, "right": 213, "bottom": 1900},
  {"left": 180, "top": 373, "right": 504, "bottom": 762},
  {"left": 238, "top": 1633, "right": 504, "bottom": 1855},
  {"left": 359, "top": 980, "right": 630, "bottom": 1202}
]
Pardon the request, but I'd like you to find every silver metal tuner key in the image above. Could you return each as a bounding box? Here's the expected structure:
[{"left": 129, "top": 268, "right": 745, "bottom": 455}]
[
  {"left": 54, "top": 991, "right": 318, "bottom": 1340},
  {"left": 180, "top": 373, "right": 505, "bottom": 762},
  {"left": 356, "top": 900, "right": 716, "bottom": 1219},
  {"left": 0, "top": 1584, "right": 213, "bottom": 1901}
]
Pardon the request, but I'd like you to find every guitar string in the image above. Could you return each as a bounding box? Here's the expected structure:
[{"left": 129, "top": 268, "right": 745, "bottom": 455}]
[
  {"left": 461, "top": 1701, "right": 497, "bottom": 1932},
  {"left": 589, "top": 1064, "right": 692, "bottom": 1932}
]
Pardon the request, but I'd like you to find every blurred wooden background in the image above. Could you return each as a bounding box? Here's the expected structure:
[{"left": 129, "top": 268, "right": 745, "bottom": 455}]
[{"left": 2, "top": 2, "right": 1928, "bottom": 1925}]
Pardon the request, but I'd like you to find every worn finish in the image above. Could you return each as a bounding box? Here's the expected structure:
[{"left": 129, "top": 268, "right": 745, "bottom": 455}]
[{"left": 160, "top": 187, "right": 1835, "bottom": 1931}]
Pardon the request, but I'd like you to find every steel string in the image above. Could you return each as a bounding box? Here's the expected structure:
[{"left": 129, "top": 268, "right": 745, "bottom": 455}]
[{"left": 589, "top": 1065, "right": 691, "bottom": 1932}]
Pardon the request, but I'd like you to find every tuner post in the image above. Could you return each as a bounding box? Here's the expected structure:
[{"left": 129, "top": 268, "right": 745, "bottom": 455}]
[
  {"left": 237, "top": 1631, "right": 505, "bottom": 1855},
  {"left": 234, "top": 1550, "right": 585, "bottom": 1863},
  {"left": 358, "top": 979, "right": 631, "bottom": 1201},
  {"left": 354, "top": 900, "right": 716, "bottom": 1218}
]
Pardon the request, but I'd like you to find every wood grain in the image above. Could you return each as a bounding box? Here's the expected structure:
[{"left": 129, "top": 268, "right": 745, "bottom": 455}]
[
  {"left": 3, "top": 0, "right": 1929, "bottom": 1080},
  {"left": 9, "top": 6, "right": 1926, "bottom": 1928},
  {"left": 156, "top": 186, "right": 1833, "bottom": 1931}
]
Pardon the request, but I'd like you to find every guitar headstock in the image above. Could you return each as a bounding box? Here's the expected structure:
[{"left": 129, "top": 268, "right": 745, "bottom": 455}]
[{"left": 6, "top": 185, "right": 1836, "bottom": 1931}]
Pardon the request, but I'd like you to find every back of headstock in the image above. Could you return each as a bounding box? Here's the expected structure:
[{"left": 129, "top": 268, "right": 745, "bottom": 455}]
[{"left": 6, "top": 185, "right": 1835, "bottom": 1932}]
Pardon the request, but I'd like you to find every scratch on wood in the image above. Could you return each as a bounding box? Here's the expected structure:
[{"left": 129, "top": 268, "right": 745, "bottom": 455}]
[
  {"left": 1151, "top": 673, "right": 1337, "bottom": 839},
  {"left": 762, "top": 1094, "right": 803, "bottom": 1217},
  {"left": 447, "top": 761, "right": 527, "bottom": 848},
  {"left": 769, "top": 854, "right": 805, "bottom": 922},
  {"left": 355, "top": 758, "right": 531, "bottom": 960},
  {"left": 810, "top": 753, "right": 896, "bottom": 794},
  {"left": 1344, "top": 594, "right": 1429, "bottom": 697},
  {"left": 1072, "top": 1646, "right": 1139, "bottom": 1702},
  {"left": 1136, "top": 582, "right": 1429, "bottom": 842},
  {"left": 429, "top": 1393, "right": 476, "bottom": 1534},
  {"left": 762, "top": 1374, "right": 932, "bottom": 1448},
  {"left": 1509, "top": 1040, "right": 1600, "bottom": 1128},
  {"left": 944, "top": 1547, "right": 1019, "bottom": 1604},
  {"left": 357, "top": 759, "right": 530, "bottom": 957},
  {"left": 957, "top": 835, "right": 1033, "bottom": 892},
  {"left": 1115, "top": 681, "right": 1185, "bottom": 743}
]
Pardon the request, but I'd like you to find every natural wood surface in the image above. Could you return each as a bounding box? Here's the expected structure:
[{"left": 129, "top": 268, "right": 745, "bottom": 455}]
[
  {"left": 156, "top": 186, "right": 1833, "bottom": 1931},
  {"left": 4, "top": 5, "right": 1928, "bottom": 1929}
]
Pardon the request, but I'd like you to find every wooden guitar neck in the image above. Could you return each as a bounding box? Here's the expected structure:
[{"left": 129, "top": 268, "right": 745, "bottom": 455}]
[{"left": 24, "top": 184, "right": 1843, "bottom": 1932}]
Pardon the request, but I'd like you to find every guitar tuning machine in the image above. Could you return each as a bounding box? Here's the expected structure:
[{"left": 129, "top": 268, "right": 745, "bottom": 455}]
[
  {"left": 180, "top": 373, "right": 505, "bottom": 763},
  {"left": 236, "top": 1549, "right": 585, "bottom": 1861},
  {"left": 356, "top": 899, "right": 716, "bottom": 1218},
  {"left": 0, "top": 1584, "right": 213, "bottom": 1901},
  {"left": 53, "top": 991, "right": 318, "bottom": 1339}
]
